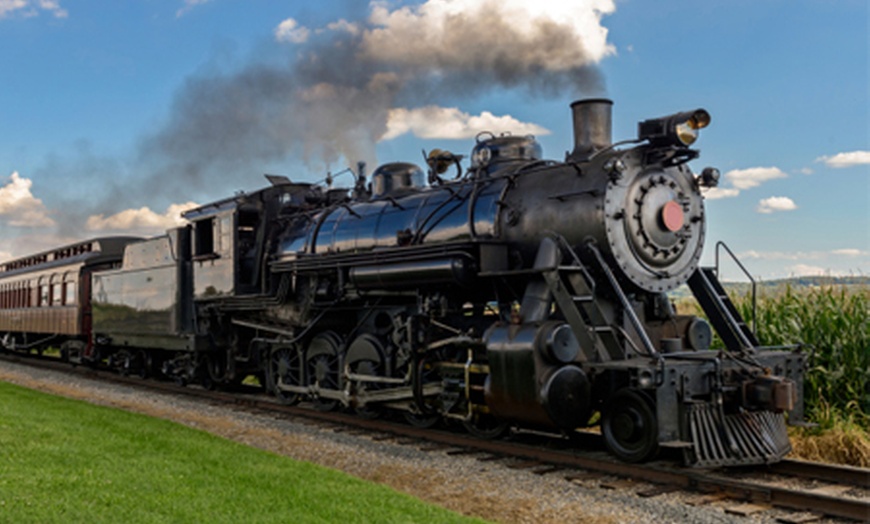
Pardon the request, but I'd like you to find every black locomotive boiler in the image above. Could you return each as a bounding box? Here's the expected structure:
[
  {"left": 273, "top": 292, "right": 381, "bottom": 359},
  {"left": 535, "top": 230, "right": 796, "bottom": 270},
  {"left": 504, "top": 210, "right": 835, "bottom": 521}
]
[{"left": 0, "top": 99, "right": 806, "bottom": 467}]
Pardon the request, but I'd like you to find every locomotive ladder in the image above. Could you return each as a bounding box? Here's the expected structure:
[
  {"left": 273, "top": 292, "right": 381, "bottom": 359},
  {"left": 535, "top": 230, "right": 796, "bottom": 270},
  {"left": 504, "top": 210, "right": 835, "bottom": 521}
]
[
  {"left": 688, "top": 268, "right": 758, "bottom": 352},
  {"left": 539, "top": 238, "right": 658, "bottom": 362},
  {"left": 687, "top": 242, "right": 760, "bottom": 352}
]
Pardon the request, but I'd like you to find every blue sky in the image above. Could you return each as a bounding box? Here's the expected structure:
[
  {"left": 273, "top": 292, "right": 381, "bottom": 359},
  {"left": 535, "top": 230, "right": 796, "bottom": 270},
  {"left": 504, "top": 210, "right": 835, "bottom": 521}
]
[{"left": 0, "top": 0, "right": 867, "bottom": 280}]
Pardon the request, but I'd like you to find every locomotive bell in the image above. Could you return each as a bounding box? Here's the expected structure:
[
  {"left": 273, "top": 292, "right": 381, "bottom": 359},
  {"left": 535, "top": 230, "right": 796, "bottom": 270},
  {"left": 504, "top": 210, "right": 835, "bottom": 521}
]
[
  {"left": 370, "top": 162, "right": 426, "bottom": 198},
  {"left": 470, "top": 134, "right": 542, "bottom": 170}
]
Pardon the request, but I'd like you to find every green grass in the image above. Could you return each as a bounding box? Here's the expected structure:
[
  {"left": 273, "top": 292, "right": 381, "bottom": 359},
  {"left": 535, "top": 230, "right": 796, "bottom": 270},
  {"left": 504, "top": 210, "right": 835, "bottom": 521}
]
[{"left": 0, "top": 382, "right": 485, "bottom": 524}]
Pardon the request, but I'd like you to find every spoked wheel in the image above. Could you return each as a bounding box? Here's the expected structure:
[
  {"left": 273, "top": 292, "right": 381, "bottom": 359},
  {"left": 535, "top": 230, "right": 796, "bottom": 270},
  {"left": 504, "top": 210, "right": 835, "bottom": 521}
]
[
  {"left": 403, "top": 359, "right": 440, "bottom": 428},
  {"left": 463, "top": 412, "right": 510, "bottom": 440},
  {"left": 602, "top": 388, "right": 659, "bottom": 463},
  {"left": 351, "top": 359, "right": 383, "bottom": 419},
  {"left": 118, "top": 350, "right": 151, "bottom": 378},
  {"left": 135, "top": 350, "right": 152, "bottom": 379},
  {"left": 118, "top": 351, "right": 133, "bottom": 377},
  {"left": 305, "top": 332, "right": 343, "bottom": 412},
  {"left": 268, "top": 344, "right": 302, "bottom": 405},
  {"left": 202, "top": 352, "right": 227, "bottom": 390},
  {"left": 403, "top": 411, "right": 440, "bottom": 429}
]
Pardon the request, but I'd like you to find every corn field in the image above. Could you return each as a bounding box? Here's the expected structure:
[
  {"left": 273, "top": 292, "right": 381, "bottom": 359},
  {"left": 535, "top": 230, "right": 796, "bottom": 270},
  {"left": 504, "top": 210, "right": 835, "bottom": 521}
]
[
  {"left": 675, "top": 283, "right": 869, "bottom": 430},
  {"left": 731, "top": 285, "right": 869, "bottom": 430}
]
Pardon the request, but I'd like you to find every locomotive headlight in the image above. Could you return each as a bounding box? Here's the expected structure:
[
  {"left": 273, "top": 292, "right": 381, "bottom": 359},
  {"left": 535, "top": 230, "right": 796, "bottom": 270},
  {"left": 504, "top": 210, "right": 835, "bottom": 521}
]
[{"left": 638, "top": 108, "right": 711, "bottom": 147}]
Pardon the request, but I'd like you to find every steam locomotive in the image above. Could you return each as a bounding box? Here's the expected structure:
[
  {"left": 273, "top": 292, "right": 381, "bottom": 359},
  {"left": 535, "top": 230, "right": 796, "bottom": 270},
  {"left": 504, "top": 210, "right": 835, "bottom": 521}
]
[{"left": 0, "top": 99, "right": 805, "bottom": 467}]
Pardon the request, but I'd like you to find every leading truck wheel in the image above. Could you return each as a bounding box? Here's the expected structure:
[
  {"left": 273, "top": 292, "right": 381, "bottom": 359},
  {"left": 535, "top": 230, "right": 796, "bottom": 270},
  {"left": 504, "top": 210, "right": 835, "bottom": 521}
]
[
  {"left": 602, "top": 388, "right": 659, "bottom": 463},
  {"left": 462, "top": 413, "right": 510, "bottom": 440}
]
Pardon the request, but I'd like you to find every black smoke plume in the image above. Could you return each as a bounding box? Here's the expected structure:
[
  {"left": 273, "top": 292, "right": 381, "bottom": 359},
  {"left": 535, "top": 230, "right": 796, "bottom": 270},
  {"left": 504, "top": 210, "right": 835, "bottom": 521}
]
[{"left": 136, "top": 1, "right": 609, "bottom": 201}]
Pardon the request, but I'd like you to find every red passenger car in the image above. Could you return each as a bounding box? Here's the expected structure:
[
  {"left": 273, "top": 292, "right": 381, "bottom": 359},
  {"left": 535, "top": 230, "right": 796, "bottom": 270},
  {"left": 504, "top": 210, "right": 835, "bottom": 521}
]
[{"left": 0, "top": 237, "right": 140, "bottom": 362}]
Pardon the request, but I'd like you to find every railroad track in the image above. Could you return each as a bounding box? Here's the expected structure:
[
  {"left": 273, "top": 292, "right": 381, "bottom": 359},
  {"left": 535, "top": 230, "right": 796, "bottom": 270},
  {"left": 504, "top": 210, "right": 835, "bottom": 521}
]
[{"left": 3, "top": 352, "right": 868, "bottom": 522}]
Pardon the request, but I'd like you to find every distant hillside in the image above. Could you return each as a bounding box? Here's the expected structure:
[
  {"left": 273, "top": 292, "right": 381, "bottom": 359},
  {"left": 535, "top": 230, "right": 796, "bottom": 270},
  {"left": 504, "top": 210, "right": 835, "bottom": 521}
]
[{"left": 668, "top": 276, "right": 869, "bottom": 300}]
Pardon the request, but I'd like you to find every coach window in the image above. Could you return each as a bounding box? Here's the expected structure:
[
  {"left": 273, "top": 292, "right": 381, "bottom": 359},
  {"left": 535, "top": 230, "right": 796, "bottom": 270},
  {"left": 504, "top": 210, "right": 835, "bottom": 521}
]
[
  {"left": 51, "top": 274, "right": 62, "bottom": 306},
  {"left": 38, "top": 277, "right": 49, "bottom": 306},
  {"left": 64, "top": 273, "right": 76, "bottom": 305},
  {"left": 1, "top": 284, "right": 6, "bottom": 309}
]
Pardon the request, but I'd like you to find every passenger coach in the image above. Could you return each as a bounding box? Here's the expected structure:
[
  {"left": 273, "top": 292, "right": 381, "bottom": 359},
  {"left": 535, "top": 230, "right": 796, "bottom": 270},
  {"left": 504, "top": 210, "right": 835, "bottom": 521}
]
[{"left": 0, "top": 237, "right": 140, "bottom": 362}]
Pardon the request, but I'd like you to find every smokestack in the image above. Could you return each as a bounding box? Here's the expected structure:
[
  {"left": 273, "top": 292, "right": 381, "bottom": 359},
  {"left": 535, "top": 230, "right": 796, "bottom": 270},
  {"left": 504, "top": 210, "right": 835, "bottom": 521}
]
[{"left": 569, "top": 98, "right": 612, "bottom": 161}]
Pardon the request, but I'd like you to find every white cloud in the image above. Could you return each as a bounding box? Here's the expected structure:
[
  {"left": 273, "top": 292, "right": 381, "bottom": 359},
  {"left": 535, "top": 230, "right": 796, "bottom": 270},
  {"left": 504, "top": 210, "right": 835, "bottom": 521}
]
[
  {"left": 740, "top": 250, "right": 805, "bottom": 261},
  {"left": 0, "top": 0, "right": 66, "bottom": 18},
  {"left": 786, "top": 264, "right": 846, "bottom": 278},
  {"left": 86, "top": 202, "right": 199, "bottom": 233},
  {"left": 832, "top": 248, "right": 867, "bottom": 257},
  {"left": 362, "top": 0, "right": 616, "bottom": 73},
  {"left": 37, "top": 0, "right": 65, "bottom": 17},
  {"left": 756, "top": 196, "right": 797, "bottom": 214},
  {"left": 731, "top": 249, "right": 869, "bottom": 280},
  {"left": 701, "top": 187, "right": 740, "bottom": 200},
  {"left": 725, "top": 167, "right": 788, "bottom": 190},
  {"left": 740, "top": 249, "right": 869, "bottom": 261},
  {"left": 816, "top": 150, "right": 870, "bottom": 169},
  {"left": 383, "top": 106, "right": 550, "bottom": 140},
  {"left": 702, "top": 166, "right": 788, "bottom": 200},
  {"left": 0, "top": 234, "right": 77, "bottom": 263},
  {"left": 325, "top": 19, "right": 361, "bottom": 36},
  {"left": 275, "top": 17, "right": 310, "bottom": 44},
  {"left": 0, "top": 1, "right": 26, "bottom": 18},
  {"left": 0, "top": 172, "right": 55, "bottom": 227},
  {"left": 176, "top": 0, "right": 210, "bottom": 18}
]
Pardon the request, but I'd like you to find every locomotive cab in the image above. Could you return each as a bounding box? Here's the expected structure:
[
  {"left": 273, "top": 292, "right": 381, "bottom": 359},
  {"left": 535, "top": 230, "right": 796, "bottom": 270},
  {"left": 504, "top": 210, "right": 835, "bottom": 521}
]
[{"left": 183, "top": 181, "right": 322, "bottom": 298}]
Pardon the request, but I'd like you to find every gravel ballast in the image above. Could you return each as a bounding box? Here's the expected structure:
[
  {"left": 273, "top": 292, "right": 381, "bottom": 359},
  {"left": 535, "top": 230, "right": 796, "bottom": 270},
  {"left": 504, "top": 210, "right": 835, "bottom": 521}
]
[{"left": 0, "top": 360, "right": 838, "bottom": 524}]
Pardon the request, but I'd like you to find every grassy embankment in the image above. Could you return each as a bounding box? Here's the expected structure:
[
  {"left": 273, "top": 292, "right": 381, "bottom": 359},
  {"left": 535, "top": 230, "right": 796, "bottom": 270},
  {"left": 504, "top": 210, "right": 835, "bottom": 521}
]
[
  {"left": 678, "top": 283, "right": 869, "bottom": 466},
  {"left": 0, "top": 381, "right": 485, "bottom": 524}
]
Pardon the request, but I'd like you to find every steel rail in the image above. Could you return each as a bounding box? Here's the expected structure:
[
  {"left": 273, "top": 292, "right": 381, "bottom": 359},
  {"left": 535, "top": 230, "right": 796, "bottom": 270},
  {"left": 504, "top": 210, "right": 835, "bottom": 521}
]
[{"left": 768, "top": 458, "right": 870, "bottom": 489}]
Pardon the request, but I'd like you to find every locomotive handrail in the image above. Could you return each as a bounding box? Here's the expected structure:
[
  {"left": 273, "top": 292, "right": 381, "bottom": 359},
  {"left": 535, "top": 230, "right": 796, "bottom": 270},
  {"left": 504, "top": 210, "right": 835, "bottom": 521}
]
[
  {"left": 586, "top": 243, "right": 660, "bottom": 361},
  {"left": 714, "top": 241, "right": 757, "bottom": 335}
]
